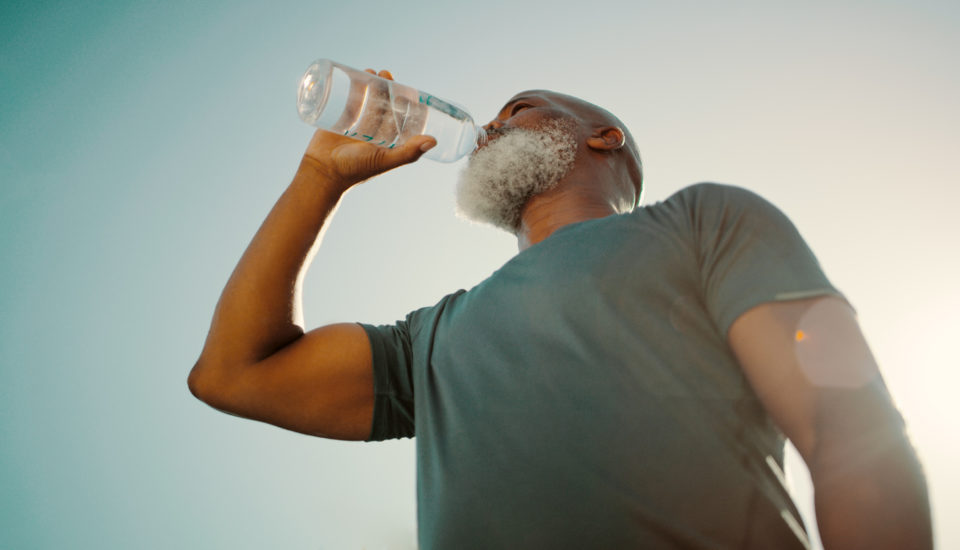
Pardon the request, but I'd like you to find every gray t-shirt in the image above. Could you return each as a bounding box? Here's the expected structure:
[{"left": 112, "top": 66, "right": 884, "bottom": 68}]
[{"left": 361, "top": 183, "right": 838, "bottom": 549}]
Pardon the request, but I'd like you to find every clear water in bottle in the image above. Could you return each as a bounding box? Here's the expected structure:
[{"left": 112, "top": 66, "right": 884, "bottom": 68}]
[{"left": 297, "top": 59, "right": 485, "bottom": 162}]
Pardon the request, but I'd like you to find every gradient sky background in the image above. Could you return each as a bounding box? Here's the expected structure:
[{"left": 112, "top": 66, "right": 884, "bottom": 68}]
[{"left": 2, "top": 0, "right": 958, "bottom": 548}]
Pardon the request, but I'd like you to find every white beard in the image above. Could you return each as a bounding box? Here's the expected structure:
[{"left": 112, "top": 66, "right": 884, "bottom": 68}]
[{"left": 455, "top": 120, "right": 577, "bottom": 233}]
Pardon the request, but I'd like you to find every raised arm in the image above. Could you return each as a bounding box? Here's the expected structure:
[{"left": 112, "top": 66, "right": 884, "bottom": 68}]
[
  {"left": 729, "top": 296, "right": 932, "bottom": 549},
  {"left": 188, "top": 73, "right": 436, "bottom": 440}
]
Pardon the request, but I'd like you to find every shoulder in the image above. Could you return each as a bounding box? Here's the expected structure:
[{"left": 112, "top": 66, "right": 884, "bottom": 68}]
[
  {"left": 632, "top": 183, "right": 776, "bottom": 233},
  {"left": 402, "top": 289, "right": 467, "bottom": 335},
  {"left": 667, "top": 182, "right": 770, "bottom": 209},
  {"left": 654, "top": 183, "right": 791, "bottom": 228}
]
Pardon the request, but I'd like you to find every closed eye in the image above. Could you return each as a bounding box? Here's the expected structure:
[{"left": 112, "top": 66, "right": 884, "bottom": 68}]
[{"left": 510, "top": 103, "right": 533, "bottom": 116}]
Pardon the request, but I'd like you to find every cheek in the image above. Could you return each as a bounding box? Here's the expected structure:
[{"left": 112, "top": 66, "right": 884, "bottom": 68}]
[{"left": 511, "top": 107, "right": 567, "bottom": 127}]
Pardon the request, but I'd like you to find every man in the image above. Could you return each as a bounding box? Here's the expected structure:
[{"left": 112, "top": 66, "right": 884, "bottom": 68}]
[{"left": 189, "top": 70, "right": 932, "bottom": 549}]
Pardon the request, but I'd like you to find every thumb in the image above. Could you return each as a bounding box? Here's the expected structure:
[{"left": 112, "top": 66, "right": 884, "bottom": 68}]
[{"left": 381, "top": 135, "right": 437, "bottom": 169}]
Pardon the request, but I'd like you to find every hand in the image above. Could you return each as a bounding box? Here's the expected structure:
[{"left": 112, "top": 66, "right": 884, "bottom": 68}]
[{"left": 300, "top": 69, "right": 437, "bottom": 190}]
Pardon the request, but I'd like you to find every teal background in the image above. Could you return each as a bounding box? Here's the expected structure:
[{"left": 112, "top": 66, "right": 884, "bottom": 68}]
[{"left": 2, "top": 1, "right": 957, "bottom": 548}]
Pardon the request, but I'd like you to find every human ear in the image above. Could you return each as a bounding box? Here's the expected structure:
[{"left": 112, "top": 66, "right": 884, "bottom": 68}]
[{"left": 586, "top": 126, "right": 626, "bottom": 152}]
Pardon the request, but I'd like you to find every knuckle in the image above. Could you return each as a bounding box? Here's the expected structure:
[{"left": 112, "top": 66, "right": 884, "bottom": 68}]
[{"left": 372, "top": 148, "right": 388, "bottom": 167}]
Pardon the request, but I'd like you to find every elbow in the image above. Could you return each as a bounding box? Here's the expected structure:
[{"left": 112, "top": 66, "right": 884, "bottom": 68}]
[
  {"left": 188, "top": 357, "right": 246, "bottom": 414},
  {"left": 187, "top": 359, "right": 221, "bottom": 404},
  {"left": 187, "top": 361, "right": 207, "bottom": 400}
]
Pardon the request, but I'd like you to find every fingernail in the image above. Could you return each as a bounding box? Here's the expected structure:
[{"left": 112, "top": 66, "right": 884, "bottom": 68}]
[{"left": 420, "top": 141, "right": 436, "bottom": 152}]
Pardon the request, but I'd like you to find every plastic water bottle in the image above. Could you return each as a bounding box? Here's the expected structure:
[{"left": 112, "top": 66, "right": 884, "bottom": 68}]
[{"left": 297, "top": 59, "right": 486, "bottom": 162}]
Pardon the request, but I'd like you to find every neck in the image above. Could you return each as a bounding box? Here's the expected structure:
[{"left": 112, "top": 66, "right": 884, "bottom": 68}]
[{"left": 515, "top": 186, "right": 623, "bottom": 250}]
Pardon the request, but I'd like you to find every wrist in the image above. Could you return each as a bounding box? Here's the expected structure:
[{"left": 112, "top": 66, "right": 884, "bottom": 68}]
[{"left": 295, "top": 154, "right": 356, "bottom": 195}]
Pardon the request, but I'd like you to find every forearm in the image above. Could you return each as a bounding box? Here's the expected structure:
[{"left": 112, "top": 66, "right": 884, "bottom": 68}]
[
  {"left": 197, "top": 157, "right": 349, "bottom": 368},
  {"left": 812, "top": 428, "right": 932, "bottom": 550},
  {"left": 189, "top": 119, "right": 432, "bottom": 397}
]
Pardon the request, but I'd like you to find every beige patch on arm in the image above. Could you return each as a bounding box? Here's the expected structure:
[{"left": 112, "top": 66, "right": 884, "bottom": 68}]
[
  {"left": 729, "top": 295, "right": 883, "bottom": 459},
  {"left": 792, "top": 298, "right": 879, "bottom": 388}
]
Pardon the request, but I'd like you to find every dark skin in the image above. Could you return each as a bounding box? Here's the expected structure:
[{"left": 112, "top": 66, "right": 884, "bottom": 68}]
[{"left": 190, "top": 71, "right": 931, "bottom": 549}]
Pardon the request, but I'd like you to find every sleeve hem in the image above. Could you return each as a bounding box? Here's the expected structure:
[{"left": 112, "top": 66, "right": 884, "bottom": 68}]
[
  {"left": 719, "top": 287, "right": 845, "bottom": 341},
  {"left": 358, "top": 322, "right": 391, "bottom": 442}
]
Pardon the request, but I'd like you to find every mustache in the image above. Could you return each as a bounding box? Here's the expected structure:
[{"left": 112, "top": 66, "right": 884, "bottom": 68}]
[
  {"left": 473, "top": 126, "right": 512, "bottom": 154},
  {"left": 477, "top": 126, "right": 520, "bottom": 150},
  {"left": 485, "top": 126, "right": 518, "bottom": 139}
]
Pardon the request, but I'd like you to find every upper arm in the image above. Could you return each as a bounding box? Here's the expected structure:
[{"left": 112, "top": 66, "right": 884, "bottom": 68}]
[
  {"left": 728, "top": 296, "right": 901, "bottom": 463},
  {"left": 189, "top": 322, "right": 374, "bottom": 441}
]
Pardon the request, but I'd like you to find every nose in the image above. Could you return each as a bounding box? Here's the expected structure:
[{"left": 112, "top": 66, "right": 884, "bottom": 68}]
[{"left": 483, "top": 119, "right": 504, "bottom": 132}]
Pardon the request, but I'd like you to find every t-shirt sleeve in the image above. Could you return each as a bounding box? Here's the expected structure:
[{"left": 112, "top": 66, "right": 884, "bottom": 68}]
[
  {"left": 359, "top": 320, "right": 416, "bottom": 441},
  {"left": 679, "top": 183, "right": 842, "bottom": 338}
]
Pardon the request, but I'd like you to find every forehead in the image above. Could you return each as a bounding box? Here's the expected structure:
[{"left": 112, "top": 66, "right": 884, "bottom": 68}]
[
  {"left": 505, "top": 89, "right": 567, "bottom": 106},
  {"left": 503, "top": 90, "right": 606, "bottom": 119}
]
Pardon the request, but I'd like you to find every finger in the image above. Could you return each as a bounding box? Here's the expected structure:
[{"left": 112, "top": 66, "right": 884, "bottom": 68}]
[{"left": 363, "top": 68, "right": 394, "bottom": 81}]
